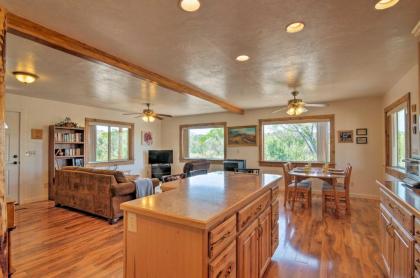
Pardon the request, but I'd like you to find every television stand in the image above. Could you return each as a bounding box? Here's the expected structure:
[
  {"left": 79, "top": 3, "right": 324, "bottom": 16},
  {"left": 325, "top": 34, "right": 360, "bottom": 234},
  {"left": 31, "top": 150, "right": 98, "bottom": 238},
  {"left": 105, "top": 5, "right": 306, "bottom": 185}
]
[{"left": 151, "top": 164, "right": 171, "bottom": 180}]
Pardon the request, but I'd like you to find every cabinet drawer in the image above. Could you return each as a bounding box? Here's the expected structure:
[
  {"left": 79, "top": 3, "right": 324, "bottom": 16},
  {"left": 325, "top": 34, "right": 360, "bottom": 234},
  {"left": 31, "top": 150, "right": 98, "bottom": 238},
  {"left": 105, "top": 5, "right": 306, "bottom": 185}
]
[
  {"left": 209, "top": 240, "right": 236, "bottom": 278},
  {"left": 415, "top": 218, "right": 420, "bottom": 242},
  {"left": 272, "top": 186, "right": 279, "bottom": 202},
  {"left": 209, "top": 215, "right": 237, "bottom": 259},
  {"left": 271, "top": 199, "right": 279, "bottom": 227},
  {"left": 380, "top": 189, "right": 414, "bottom": 234},
  {"left": 272, "top": 222, "right": 279, "bottom": 255},
  {"left": 238, "top": 191, "right": 271, "bottom": 230}
]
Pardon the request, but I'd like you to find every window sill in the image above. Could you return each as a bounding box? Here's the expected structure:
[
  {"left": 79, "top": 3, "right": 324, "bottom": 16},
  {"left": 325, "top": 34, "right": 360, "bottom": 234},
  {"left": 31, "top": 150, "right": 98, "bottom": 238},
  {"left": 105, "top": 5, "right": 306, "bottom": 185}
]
[
  {"left": 385, "top": 166, "right": 407, "bottom": 180},
  {"left": 259, "top": 161, "right": 336, "bottom": 167},
  {"left": 86, "top": 160, "right": 134, "bottom": 167},
  {"left": 180, "top": 158, "right": 224, "bottom": 165}
]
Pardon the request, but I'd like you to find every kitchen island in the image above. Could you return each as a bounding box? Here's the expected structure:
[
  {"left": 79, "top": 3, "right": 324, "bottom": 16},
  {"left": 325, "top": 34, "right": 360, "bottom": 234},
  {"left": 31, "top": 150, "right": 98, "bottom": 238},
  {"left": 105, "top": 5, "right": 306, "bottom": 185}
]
[{"left": 121, "top": 171, "right": 282, "bottom": 278}]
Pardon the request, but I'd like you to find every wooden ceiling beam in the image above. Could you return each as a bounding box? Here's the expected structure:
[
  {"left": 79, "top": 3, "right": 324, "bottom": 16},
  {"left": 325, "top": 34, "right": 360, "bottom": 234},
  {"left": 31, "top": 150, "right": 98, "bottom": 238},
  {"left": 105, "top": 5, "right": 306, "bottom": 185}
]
[{"left": 6, "top": 12, "right": 244, "bottom": 114}]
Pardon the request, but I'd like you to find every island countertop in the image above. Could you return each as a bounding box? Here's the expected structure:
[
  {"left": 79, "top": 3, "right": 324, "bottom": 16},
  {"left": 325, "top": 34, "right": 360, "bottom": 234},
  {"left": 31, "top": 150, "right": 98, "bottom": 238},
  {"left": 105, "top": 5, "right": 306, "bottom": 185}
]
[
  {"left": 377, "top": 179, "right": 420, "bottom": 216},
  {"left": 121, "top": 171, "right": 282, "bottom": 229}
]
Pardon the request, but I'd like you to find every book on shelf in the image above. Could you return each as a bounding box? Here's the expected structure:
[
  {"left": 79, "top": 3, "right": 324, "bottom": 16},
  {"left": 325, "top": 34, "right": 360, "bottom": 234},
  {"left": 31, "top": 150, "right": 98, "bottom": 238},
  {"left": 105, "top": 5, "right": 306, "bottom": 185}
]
[
  {"left": 55, "top": 148, "right": 83, "bottom": 157},
  {"left": 54, "top": 132, "right": 83, "bottom": 143}
]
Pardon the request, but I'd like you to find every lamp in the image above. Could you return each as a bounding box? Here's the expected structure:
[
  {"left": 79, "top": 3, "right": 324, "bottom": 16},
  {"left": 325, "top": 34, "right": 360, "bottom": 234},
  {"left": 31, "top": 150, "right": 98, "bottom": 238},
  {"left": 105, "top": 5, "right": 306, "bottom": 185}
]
[
  {"left": 286, "top": 103, "right": 307, "bottom": 116},
  {"left": 179, "top": 0, "right": 200, "bottom": 12},
  {"left": 142, "top": 115, "right": 155, "bottom": 123},
  {"left": 12, "top": 71, "right": 39, "bottom": 84}
]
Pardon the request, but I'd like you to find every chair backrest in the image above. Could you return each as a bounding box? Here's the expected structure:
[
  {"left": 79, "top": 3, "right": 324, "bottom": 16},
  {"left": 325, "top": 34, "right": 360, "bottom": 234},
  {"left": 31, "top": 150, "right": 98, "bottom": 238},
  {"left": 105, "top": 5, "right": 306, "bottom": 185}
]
[
  {"left": 343, "top": 164, "right": 352, "bottom": 193},
  {"left": 281, "top": 162, "right": 293, "bottom": 185},
  {"left": 187, "top": 169, "right": 208, "bottom": 177},
  {"left": 183, "top": 160, "right": 211, "bottom": 175},
  {"left": 234, "top": 168, "right": 260, "bottom": 175}
]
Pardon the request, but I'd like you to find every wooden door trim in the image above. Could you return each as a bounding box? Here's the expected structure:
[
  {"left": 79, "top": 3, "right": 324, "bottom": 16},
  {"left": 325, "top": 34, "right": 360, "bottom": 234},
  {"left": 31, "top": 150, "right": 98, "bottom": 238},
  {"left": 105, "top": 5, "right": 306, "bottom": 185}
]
[
  {"left": 5, "top": 12, "right": 244, "bottom": 115},
  {"left": 384, "top": 93, "right": 411, "bottom": 167}
]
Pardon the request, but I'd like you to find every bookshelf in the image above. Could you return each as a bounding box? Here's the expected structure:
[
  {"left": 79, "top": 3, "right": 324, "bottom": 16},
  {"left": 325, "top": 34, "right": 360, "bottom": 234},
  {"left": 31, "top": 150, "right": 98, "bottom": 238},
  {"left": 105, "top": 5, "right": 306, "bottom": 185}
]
[{"left": 48, "top": 125, "right": 86, "bottom": 200}]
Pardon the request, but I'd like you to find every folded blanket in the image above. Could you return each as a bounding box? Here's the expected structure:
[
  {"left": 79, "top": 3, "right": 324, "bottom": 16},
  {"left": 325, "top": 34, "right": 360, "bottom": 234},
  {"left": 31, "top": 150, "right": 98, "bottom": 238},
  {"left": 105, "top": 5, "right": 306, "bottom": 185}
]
[{"left": 134, "top": 178, "right": 153, "bottom": 198}]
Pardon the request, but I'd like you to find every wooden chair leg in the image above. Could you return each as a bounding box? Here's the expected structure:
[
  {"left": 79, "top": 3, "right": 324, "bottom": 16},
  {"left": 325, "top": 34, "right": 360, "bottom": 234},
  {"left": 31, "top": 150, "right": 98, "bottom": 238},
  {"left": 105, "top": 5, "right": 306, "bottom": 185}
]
[
  {"left": 322, "top": 192, "right": 325, "bottom": 216},
  {"left": 346, "top": 195, "right": 351, "bottom": 215},
  {"left": 284, "top": 187, "right": 288, "bottom": 207}
]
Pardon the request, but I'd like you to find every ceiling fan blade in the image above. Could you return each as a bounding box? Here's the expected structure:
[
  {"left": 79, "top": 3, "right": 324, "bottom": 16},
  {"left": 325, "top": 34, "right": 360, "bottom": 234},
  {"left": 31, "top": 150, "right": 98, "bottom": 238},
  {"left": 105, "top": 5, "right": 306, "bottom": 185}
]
[
  {"left": 123, "top": 112, "right": 142, "bottom": 115},
  {"left": 157, "top": 114, "right": 173, "bottom": 118},
  {"left": 272, "top": 107, "right": 288, "bottom": 113},
  {"left": 155, "top": 115, "right": 164, "bottom": 120},
  {"left": 305, "top": 103, "right": 328, "bottom": 107}
]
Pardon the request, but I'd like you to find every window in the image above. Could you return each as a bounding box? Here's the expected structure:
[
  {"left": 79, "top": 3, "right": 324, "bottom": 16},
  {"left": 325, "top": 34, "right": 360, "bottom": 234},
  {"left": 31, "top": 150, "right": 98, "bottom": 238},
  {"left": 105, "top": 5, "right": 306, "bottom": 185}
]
[
  {"left": 259, "top": 115, "right": 335, "bottom": 164},
  {"left": 86, "top": 118, "right": 134, "bottom": 165},
  {"left": 180, "top": 123, "right": 226, "bottom": 161},
  {"left": 385, "top": 94, "right": 410, "bottom": 169}
]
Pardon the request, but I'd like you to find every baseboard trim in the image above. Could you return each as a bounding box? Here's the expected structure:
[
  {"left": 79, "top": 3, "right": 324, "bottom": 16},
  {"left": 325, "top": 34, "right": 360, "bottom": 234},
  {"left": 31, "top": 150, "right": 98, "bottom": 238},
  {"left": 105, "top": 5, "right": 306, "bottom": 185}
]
[{"left": 21, "top": 195, "right": 48, "bottom": 204}]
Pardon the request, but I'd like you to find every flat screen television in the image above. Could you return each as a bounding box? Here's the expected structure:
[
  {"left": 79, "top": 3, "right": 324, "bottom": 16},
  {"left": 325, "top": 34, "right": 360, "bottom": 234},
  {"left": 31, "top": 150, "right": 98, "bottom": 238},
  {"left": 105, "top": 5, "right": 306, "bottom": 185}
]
[{"left": 148, "top": 150, "right": 173, "bottom": 164}]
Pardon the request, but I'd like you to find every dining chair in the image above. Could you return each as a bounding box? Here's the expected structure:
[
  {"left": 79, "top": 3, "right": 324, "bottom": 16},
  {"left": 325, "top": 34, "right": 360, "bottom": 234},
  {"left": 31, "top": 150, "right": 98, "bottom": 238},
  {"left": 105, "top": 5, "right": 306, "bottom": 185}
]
[
  {"left": 234, "top": 168, "right": 260, "bottom": 175},
  {"left": 187, "top": 169, "right": 208, "bottom": 177},
  {"left": 281, "top": 162, "right": 312, "bottom": 209},
  {"left": 321, "top": 163, "right": 352, "bottom": 215}
]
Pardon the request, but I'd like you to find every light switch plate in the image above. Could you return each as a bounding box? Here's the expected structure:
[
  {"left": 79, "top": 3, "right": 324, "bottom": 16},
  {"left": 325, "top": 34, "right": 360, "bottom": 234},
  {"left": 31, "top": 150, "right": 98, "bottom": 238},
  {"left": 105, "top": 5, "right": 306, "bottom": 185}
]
[{"left": 127, "top": 212, "right": 137, "bottom": 232}]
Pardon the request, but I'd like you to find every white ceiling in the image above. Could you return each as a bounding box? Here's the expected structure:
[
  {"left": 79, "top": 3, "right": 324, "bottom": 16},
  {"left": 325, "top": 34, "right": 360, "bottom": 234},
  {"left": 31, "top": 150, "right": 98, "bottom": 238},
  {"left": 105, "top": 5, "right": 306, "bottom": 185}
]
[
  {"left": 2, "top": 0, "right": 420, "bottom": 114},
  {"left": 5, "top": 34, "right": 223, "bottom": 116}
]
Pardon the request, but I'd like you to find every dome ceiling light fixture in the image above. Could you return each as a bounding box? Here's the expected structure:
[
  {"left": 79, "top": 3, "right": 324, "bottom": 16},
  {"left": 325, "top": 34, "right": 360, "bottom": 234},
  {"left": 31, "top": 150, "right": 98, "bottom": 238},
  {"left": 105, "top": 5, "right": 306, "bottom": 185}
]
[
  {"left": 179, "top": 0, "right": 201, "bottom": 12},
  {"left": 12, "top": 71, "right": 39, "bottom": 84},
  {"left": 375, "top": 0, "right": 399, "bottom": 10},
  {"left": 236, "top": 55, "right": 250, "bottom": 62},
  {"left": 286, "top": 22, "right": 305, "bottom": 33}
]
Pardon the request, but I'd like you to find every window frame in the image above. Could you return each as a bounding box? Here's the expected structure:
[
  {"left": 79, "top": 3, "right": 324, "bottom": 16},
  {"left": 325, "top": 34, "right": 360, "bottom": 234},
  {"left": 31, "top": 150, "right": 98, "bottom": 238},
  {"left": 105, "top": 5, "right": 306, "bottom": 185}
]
[
  {"left": 85, "top": 118, "right": 134, "bottom": 167},
  {"left": 258, "top": 114, "right": 335, "bottom": 167},
  {"left": 384, "top": 93, "right": 411, "bottom": 169},
  {"left": 179, "top": 122, "right": 227, "bottom": 163}
]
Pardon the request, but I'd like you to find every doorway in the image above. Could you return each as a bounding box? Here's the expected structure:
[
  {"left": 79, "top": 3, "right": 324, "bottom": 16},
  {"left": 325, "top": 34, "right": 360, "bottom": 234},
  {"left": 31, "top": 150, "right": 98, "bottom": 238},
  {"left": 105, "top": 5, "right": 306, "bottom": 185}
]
[{"left": 5, "top": 111, "right": 20, "bottom": 203}]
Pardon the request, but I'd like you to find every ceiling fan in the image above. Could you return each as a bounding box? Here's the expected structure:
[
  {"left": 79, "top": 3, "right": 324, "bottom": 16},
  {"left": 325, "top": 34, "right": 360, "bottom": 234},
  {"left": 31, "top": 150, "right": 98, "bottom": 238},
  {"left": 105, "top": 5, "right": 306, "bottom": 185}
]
[
  {"left": 123, "top": 103, "right": 173, "bottom": 122},
  {"left": 272, "top": 90, "right": 327, "bottom": 116}
]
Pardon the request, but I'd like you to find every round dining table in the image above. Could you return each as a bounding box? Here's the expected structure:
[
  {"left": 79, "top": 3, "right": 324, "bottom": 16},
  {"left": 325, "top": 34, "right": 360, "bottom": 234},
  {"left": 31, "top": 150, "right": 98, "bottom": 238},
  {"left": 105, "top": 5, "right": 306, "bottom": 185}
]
[{"left": 288, "top": 167, "right": 345, "bottom": 215}]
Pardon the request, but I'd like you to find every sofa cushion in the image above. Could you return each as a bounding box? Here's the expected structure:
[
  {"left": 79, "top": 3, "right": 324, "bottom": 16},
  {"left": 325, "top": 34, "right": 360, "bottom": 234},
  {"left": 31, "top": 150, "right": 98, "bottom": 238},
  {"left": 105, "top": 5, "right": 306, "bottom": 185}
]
[
  {"left": 112, "top": 182, "right": 135, "bottom": 196},
  {"left": 66, "top": 168, "right": 128, "bottom": 183}
]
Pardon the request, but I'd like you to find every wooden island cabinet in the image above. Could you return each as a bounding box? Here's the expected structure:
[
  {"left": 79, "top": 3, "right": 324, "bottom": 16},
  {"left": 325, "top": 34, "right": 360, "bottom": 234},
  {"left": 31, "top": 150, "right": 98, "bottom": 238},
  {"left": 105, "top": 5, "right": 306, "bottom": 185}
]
[
  {"left": 377, "top": 180, "right": 420, "bottom": 278},
  {"left": 121, "top": 171, "right": 282, "bottom": 277}
]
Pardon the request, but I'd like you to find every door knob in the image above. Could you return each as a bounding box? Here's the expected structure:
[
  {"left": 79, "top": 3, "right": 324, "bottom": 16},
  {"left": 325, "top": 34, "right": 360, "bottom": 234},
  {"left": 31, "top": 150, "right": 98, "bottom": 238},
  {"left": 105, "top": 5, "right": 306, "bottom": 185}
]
[
  {"left": 12, "top": 161, "right": 17, "bottom": 165},
  {"left": 13, "top": 155, "right": 18, "bottom": 158}
]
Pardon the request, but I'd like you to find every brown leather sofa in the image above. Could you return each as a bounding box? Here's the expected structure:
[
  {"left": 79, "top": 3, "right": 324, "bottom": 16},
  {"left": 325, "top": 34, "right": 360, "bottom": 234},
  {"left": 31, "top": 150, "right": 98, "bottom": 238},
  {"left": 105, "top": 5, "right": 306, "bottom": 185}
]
[{"left": 54, "top": 167, "right": 159, "bottom": 224}]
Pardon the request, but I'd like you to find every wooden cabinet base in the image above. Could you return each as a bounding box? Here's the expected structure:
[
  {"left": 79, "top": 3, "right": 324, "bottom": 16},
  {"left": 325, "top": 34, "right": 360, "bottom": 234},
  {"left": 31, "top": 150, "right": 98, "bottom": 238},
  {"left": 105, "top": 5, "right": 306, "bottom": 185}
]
[{"left": 122, "top": 172, "right": 281, "bottom": 277}]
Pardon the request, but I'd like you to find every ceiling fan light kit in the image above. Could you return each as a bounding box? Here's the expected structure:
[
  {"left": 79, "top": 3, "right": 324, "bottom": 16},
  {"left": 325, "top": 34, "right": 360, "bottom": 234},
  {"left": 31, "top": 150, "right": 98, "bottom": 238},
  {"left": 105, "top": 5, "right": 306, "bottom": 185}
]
[
  {"left": 272, "top": 90, "right": 326, "bottom": 116},
  {"left": 123, "top": 103, "right": 173, "bottom": 122}
]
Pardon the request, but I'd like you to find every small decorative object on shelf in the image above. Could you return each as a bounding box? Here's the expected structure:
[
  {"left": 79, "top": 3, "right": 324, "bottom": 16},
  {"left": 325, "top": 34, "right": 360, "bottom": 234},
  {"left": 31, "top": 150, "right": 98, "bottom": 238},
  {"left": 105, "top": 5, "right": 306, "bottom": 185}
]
[{"left": 55, "top": 117, "right": 79, "bottom": 128}]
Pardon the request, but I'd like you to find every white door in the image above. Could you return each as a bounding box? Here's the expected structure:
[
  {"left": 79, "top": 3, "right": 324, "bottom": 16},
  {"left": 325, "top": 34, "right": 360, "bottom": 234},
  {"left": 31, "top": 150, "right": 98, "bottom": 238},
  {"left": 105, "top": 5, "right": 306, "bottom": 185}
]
[{"left": 5, "top": 111, "right": 20, "bottom": 203}]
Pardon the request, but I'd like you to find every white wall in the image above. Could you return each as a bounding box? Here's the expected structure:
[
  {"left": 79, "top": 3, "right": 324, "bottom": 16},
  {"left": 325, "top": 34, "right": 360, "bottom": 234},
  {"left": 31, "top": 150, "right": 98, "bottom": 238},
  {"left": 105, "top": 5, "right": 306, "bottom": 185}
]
[
  {"left": 162, "top": 96, "right": 384, "bottom": 199},
  {"left": 6, "top": 94, "right": 162, "bottom": 204}
]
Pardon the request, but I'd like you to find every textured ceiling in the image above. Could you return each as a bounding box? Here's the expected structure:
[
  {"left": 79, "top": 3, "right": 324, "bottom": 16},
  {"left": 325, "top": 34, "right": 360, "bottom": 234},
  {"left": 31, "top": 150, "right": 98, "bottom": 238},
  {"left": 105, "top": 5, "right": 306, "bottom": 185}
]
[
  {"left": 2, "top": 0, "right": 420, "bottom": 113},
  {"left": 5, "top": 34, "right": 223, "bottom": 116}
]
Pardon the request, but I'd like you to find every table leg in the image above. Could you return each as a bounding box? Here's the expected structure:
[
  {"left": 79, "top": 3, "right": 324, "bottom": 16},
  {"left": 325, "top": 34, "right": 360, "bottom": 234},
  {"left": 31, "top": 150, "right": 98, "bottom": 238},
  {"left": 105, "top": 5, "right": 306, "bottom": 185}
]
[
  {"left": 332, "top": 178, "right": 339, "bottom": 217},
  {"left": 292, "top": 178, "right": 297, "bottom": 211}
]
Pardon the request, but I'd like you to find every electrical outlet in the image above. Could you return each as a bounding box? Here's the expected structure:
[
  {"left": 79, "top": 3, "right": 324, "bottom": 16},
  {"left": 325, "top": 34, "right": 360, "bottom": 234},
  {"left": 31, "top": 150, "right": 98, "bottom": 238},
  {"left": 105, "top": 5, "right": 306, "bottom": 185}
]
[{"left": 127, "top": 212, "right": 137, "bottom": 232}]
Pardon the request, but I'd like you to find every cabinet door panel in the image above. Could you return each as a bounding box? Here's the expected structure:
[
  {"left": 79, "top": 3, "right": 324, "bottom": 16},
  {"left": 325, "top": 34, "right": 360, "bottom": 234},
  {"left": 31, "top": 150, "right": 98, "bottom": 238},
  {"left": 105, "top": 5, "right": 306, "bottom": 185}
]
[
  {"left": 238, "top": 219, "right": 259, "bottom": 278},
  {"left": 380, "top": 205, "right": 393, "bottom": 277},
  {"left": 393, "top": 222, "right": 414, "bottom": 278},
  {"left": 259, "top": 206, "right": 271, "bottom": 277}
]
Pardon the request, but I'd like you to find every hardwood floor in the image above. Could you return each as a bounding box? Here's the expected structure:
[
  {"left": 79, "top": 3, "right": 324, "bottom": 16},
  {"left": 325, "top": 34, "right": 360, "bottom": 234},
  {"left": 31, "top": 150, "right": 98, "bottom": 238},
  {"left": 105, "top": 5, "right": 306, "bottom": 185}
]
[{"left": 10, "top": 194, "right": 385, "bottom": 277}]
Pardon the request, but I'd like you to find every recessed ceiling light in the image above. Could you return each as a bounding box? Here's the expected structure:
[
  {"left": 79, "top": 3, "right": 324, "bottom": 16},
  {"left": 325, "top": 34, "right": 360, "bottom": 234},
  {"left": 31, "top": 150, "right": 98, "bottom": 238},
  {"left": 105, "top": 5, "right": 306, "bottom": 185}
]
[
  {"left": 179, "top": 0, "right": 200, "bottom": 12},
  {"left": 286, "top": 22, "right": 305, "bottom": 33},
  {"left": 236, "top": 55, "right": 250, "bottom": 62},
  {"left": 12, "top": 71, "right": 39, "bottom": 84},
  {"left": 375, "top": 0, "right": 399, "bottom": 10}
]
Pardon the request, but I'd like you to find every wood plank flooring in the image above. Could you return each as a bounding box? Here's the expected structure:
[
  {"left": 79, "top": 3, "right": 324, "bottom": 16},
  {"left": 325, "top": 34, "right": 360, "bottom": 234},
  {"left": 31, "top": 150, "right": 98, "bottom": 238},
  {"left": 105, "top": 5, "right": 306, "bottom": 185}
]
[{"left": 10, "top": 194, "right": 385, "bottom": 277}]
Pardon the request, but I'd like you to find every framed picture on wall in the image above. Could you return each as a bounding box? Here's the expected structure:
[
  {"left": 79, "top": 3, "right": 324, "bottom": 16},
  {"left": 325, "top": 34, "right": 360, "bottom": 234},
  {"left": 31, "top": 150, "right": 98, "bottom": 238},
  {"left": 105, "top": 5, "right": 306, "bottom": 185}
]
[
  {"left": 338, "top": 130, "right": 354, "bottom": 143},
  {"left": 356, "top": 137, "right": 368, "bottom": 144},
  {"left": 142, "top": 131, "right": 153, "bottom": 146},
  {"left": 227, "top": 125, "right": 258, "bottom": 146},
  {"left": 356, "top": 128, "right": 367, "bottom": 136}
]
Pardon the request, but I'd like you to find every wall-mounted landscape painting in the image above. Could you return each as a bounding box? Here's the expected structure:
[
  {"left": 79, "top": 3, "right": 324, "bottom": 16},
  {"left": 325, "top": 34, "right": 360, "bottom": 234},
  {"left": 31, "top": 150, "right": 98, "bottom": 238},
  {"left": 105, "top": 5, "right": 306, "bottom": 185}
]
[{"left": 228, "top": 125, "right": 257, "bottom": 146}]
